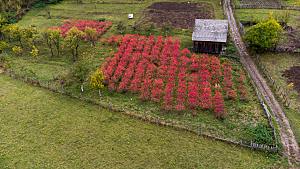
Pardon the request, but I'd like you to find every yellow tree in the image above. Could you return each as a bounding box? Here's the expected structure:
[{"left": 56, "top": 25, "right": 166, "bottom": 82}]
[{"left": 90, "top": 69, "right": 105, "bottom": 98}]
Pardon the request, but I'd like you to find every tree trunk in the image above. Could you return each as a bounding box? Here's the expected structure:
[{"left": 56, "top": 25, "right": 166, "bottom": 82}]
[
  {"left": 72, "top": 49, "right": 76, "bottom": 62},
  {"left": 56, "top": 40, "right": 60, "bottom": 57},
  {"left": 75, "top": 44, "right": 79, "bottom": 60},
  {"left": 47, "top": 40, "right": 54, "bottom": 57}
]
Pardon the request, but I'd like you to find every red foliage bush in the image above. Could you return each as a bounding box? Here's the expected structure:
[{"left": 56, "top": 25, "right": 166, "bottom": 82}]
[
  {"left": 101, "top": 34, "right": 242, "bottom": 118},
  {"left": 223, "top": 62, "right": 237, "bottom": 100},
  {"left": 237, "top": 70, "right": 248, "bottom": 100},
  {"left": 213, "top": 89, "right": 226, "bottom": 119},
  {"left": 210, "top": 56, "right": 222, "bottom": 85},
  {"left": 199, "top": 81, "right": 212, "bottom": 109},
  {"left": 151, "top": 78, "right": 164, "bottom": 102},
  {"left": 53, "top": 20, "right": 112, "bottom": 37}
]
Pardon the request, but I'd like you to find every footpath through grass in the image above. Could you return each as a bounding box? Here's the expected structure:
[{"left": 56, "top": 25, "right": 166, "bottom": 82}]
[{"left": 0, "top": 75, "right": 288, "bottom": 168}]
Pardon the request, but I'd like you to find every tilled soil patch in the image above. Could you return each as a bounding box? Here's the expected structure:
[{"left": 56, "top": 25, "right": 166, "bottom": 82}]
[
  {"left": 283, "top": 66, "right": 300, "bottom": 94},
  {"left": 145, "top": 2, "right": 214, "bottom": 29},
  {"left": 277, "top": 27, "right": 300, "bottom": 52}
]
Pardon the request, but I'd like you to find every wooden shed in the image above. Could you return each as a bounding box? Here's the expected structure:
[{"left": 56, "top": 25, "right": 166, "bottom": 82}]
[{"left": 192, "top": 19, "right": 228, "bottom": 54}]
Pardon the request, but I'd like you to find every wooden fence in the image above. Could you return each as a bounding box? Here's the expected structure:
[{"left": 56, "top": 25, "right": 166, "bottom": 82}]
[{"left": 255, "top": 56, "right": 292, "bottom": 108}]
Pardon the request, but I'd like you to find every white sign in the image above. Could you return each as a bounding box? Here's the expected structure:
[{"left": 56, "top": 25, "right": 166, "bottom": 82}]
[{"left": 128, "top": 14, "right": 134, "bottom": 19}]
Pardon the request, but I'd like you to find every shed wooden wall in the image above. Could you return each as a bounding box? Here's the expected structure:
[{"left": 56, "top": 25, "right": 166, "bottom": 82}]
[{"left": 193, "top": 41, "right": 224, "bottom": 54}]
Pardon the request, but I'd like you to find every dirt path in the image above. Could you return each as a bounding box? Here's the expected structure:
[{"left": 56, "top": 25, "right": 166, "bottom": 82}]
[{"left": 223, "top": 0, "right": 300, "bottom": 164}]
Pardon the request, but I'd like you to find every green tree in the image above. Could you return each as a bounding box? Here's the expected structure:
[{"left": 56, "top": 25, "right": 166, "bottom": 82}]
[
  {"left": 22, "top": 25, "right": 39, "bottom": 48},
  {"left": 43, "top": 29, "right": 62, "bottom": 57},
  {"left": 84, "top": 27, "right": 98, "bottom": 46},
  {"left": 245, "top": 18, "right": 283, "bottom": 52},
  {"left": 3, "top": 24, "right": 23, "bottom": 46},
  {"left": 0, "top": 40, "right": 9, "bottom": 53},
  {"left": 65, "top": 27, "right": 85, "bottom": 62},
  {"left": 116, "top": 21, "right": 126, "bottom": 35}
]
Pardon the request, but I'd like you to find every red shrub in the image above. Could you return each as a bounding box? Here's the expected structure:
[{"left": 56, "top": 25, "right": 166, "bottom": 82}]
[
  {"left": 54, "top": 20, "right": 112, "bottom": 37},
  {"left": 175, "top": 69, "right": 187, "bottom": 111},
  {"left": 101, "top": 34, "right": 244, "bottom": 118},
  {"left": 223, "top": 62, "right": 237, "bottom": 100},
  {"left": 151, "top": 78, "right": 164, "bottom": 102},
  {"left": 163, "top": 81, "right": 174, "bottom": 110},
  {"left": 237, "top": 70, "right": 248, "bottom": 100},
  {"left": 213, "top": 89, "right": 226, "bottom": 119},
  {"left": 210, "top": 56, "right": 222, "bottom": 85},
  {"left": 199, "top": 81, "right": 212, "bottom": 109}
]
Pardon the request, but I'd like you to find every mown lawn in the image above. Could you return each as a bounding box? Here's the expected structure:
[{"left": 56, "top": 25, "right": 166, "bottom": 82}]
[{"left": 0, "top": 75, "right": 288, "bottom": 168}]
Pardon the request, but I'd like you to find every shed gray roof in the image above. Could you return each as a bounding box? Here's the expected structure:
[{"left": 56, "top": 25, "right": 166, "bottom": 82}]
[{"left": 192, "top": 19, "right": 228, "bottom": 43}]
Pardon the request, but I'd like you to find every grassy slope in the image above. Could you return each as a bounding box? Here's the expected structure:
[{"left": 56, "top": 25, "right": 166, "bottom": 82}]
[
  {"left": 2, "top": 0, "right": 275, "bottom": 143},
  {"left": 3, "top": 54, "right": 272, "bottom": 143},
  {"left": 259, "top": 53, "right": 300, "bottom": 144},
  {"left": 0, "top": 75, "right": 288, "bottom": 168}
]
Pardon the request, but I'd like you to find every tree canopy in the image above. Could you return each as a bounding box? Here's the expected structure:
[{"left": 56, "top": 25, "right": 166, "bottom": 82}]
[{"left": 245, "top": 18, "right": 283, "bottom": 52}]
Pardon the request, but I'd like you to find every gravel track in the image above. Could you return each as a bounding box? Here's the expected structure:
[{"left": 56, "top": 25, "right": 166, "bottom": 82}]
[{"left": 223, "top": 0, "right": 300, "bottom": 164}]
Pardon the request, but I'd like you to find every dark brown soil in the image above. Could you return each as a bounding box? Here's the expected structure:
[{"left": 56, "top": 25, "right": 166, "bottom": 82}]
[
  {"left": 145, "top": 2, "right": 215, "bottom": 29},
  {"left": 282, "top": 66, "right": 300, "bottom": 94},
  {"left": 277, "top": 28, "right": 300, "bottom": 52}
]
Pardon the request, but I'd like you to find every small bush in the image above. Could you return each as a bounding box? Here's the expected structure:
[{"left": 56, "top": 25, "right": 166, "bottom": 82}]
[
  {"left": 97, "top": 18, "right": 106, "bottom": 22},
  {"left": 69, "top": 58, "right": 94, "bottom": 84},
  {"left": 246, "top": 123, "right": 273, "bottom": 145},
  {"left": 245, "top": 17, "right": 283, "bottom": 52}
]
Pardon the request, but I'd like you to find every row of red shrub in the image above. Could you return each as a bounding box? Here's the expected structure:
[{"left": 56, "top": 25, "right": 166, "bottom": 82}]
[
  {"left": 102, "top": 34, "right": 248, "bottom": 119},
  {"left": 52, "top": 19, "right": 112, "bottom": 37}
]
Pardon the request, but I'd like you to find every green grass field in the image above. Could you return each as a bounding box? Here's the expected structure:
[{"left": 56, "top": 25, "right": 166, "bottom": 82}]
[
  {"left": 259, "top": 53, "right": 300, "bottom": 144},
  {"left": 0, "top": 75, "right": 288, "bottom": 168}
]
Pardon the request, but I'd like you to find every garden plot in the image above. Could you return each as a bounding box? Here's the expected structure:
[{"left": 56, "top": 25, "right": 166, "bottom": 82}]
[
  {"left": 283, "top": 66, "right": 300, "bottom": 94},
  {"left": 278, "top": 29, "right": 300, "bottom": 52},
  {"left": 237, "top": 0, "right": 283, "bottom": 9},
  {"left": 145, "top": 2, "right": 214, "bottom": 29}
]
